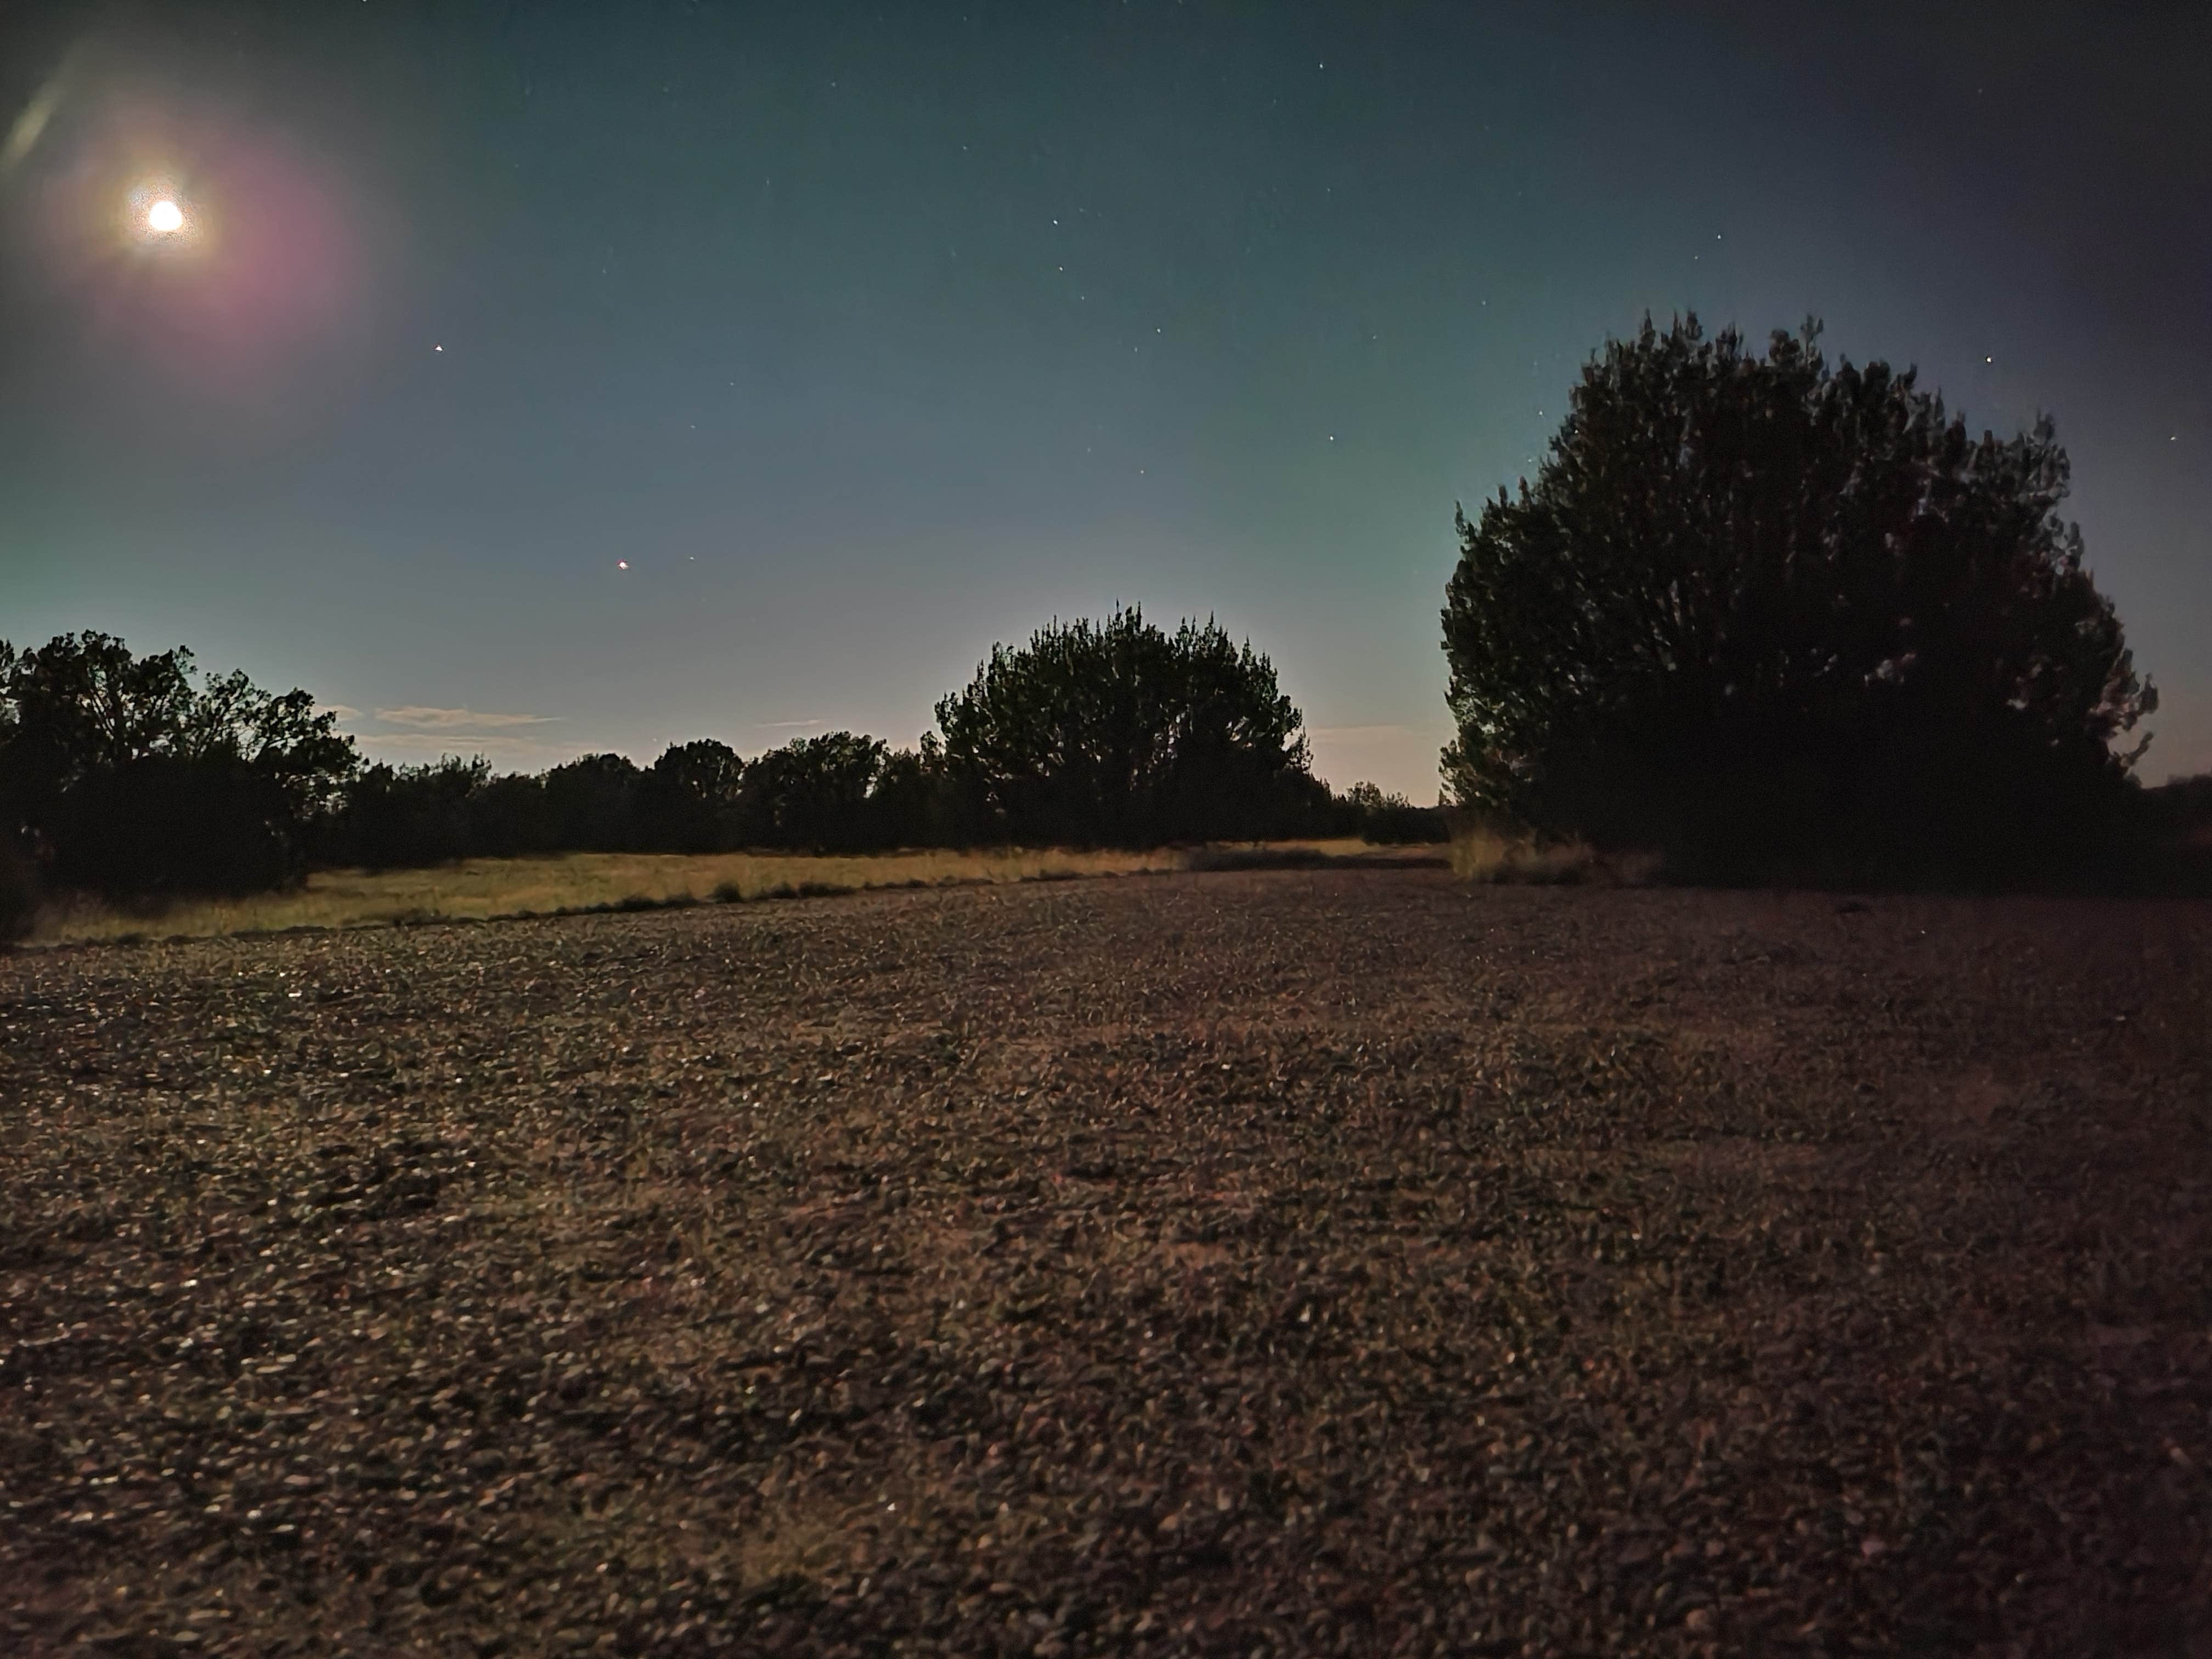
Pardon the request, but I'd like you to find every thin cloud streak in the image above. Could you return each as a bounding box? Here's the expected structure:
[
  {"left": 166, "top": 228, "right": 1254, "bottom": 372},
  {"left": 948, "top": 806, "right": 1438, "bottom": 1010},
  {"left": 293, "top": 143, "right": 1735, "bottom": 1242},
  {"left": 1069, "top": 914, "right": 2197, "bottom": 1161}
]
[
  {"left": 374, "top": 706, "right": 558, "bottom": 730},
  {"left": 355, "top": 730, "right": 572, "bottom": 762}
]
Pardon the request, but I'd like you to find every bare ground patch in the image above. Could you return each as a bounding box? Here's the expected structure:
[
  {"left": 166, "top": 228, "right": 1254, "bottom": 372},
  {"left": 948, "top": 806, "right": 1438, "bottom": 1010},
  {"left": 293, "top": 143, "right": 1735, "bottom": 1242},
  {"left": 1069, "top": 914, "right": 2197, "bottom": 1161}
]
[{"left": 3, "top": 872, "right": 2209, "bottom": 1656}]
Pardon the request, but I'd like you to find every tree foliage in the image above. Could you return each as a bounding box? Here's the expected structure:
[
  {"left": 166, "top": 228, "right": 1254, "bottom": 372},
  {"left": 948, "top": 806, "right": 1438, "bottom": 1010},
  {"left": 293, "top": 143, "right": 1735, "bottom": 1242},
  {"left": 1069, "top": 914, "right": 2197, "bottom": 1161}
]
[
  {"left": 325, "top": 757, "right": 492, "bottom": 871},
  {"left": 935, "top": 608, "right": 1312, "bottom": 845},
  {"left": 641, "top": 739, "right": 747, "bottom": 853},
  {"left": 1, "top": 610, "right": 1409, "bottom": 907},
  {"left": 540, "top": 753, "right": 647, "bottom": 851},
  {"left": 317, "top": 733, "right": 929, "bottom": 864},
  {"left": 1442, "top": 315, "right": 2156, "bottom": 884},
  {"left": 735, "top": 731, "right": 889, "bottom": 851},
  {"left": 0, "top": 633, "right": 357, "bottom": 896},
  {"left": 1340, "top": 781, "right": 1449, "bottom": 845}
]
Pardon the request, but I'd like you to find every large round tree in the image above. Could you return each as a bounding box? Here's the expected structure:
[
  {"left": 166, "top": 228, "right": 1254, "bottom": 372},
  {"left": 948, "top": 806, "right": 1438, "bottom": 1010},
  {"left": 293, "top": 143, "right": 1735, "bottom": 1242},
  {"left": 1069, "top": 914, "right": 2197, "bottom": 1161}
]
[
  {"left": 935, "top": 607, "right": 1313, "bottom": 845},
  {"left": 1441, "top": 316, "right": 2157, "bottom": 884}
]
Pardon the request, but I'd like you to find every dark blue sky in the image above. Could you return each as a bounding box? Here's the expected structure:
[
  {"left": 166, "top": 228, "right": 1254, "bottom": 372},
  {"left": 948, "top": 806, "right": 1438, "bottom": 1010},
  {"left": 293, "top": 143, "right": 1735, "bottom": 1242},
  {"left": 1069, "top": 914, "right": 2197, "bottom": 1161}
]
[{"left": 4, "top": 1, "right": 2206, "bottom": 795}]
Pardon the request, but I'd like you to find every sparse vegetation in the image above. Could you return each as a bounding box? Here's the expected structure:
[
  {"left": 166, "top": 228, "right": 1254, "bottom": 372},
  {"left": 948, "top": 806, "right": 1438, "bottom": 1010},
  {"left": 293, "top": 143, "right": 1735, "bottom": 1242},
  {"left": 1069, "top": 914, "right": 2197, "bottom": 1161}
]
[{"left": 1449, "top": 825, "right": 1596, "bottom": 883}]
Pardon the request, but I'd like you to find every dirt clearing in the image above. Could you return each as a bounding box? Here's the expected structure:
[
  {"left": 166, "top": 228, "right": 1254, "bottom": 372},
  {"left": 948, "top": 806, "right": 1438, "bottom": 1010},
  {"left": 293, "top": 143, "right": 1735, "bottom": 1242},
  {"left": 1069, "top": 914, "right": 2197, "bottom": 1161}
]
[{"left": 3, "top": 871, "right": 2208, "bottom": 1655}]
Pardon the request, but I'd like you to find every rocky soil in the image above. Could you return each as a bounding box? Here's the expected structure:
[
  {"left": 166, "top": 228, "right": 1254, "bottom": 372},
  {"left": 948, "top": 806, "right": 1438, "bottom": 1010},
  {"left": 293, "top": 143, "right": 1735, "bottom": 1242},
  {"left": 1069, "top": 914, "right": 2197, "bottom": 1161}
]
[{"left": 3, "top": 869, "right": 2208, "bottom": 1656}]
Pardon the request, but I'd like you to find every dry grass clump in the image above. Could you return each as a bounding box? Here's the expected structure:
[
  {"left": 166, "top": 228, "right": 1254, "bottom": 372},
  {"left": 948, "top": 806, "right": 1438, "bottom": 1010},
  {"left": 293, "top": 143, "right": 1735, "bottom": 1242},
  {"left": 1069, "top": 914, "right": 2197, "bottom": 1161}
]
[{"left": 1449, "top": 825, "right": 1662, "bottom": 884}]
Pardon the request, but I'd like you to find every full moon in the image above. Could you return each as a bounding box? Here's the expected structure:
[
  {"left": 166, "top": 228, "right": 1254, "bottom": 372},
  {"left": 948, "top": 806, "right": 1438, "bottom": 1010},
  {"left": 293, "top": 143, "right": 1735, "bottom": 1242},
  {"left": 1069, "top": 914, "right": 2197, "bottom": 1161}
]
[{"left": 146, "top": 199, "right": 184, "bottom": 234}]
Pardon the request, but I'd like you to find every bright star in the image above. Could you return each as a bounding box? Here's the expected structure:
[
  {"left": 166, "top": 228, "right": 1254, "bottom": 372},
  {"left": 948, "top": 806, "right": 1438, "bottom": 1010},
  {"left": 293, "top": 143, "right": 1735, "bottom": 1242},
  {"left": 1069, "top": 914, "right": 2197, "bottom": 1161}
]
[{"left": 146, "top": 199, "right": 184, "bottom": 234}]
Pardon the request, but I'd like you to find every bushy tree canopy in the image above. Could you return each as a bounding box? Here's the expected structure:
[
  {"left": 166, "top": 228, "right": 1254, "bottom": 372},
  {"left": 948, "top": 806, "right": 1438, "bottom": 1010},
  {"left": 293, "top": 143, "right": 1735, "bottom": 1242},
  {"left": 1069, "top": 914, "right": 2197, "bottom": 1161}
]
[
  {"left": 934, "top": 608, "right": 1311, "bottom": 845},
  {"left": 540, "top": 753, "right": 645, "bottom": 851},
  {"left": 1441, "top": 316, "right": 2156, "bottom": 884},
  {"left": 640, "top": 739, "right": 747, "bottom": 854},
  {"left": 1, "top": 633, "right": 357, "bottom": 895},
  {"left": 326, "top": 757, "right": 493, "bottom": 870},
  {"left": 736, "top": 731, "right": 888, "bottom": 851}
]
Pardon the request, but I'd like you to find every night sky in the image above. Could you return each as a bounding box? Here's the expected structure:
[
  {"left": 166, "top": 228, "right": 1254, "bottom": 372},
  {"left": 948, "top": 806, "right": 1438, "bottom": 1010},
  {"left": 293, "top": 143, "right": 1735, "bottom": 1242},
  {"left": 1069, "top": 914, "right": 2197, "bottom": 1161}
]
[{"left": 3, "top": 2, "right": 2206, "bottom": 798}]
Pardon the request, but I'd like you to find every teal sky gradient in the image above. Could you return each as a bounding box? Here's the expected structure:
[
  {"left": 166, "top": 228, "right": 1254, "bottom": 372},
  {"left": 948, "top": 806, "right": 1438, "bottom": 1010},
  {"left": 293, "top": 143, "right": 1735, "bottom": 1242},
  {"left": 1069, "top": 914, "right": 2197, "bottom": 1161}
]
[{"left": 4, "top": 2, "right": 2205, "bottom": 798}]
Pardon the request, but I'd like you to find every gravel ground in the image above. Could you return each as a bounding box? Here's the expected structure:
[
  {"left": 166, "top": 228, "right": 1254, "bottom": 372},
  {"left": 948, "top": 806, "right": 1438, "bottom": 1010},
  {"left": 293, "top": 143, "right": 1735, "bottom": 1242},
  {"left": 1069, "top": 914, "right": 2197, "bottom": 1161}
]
[{"left": 3, "top": 869, "right": 2209, "bottom": 1657}]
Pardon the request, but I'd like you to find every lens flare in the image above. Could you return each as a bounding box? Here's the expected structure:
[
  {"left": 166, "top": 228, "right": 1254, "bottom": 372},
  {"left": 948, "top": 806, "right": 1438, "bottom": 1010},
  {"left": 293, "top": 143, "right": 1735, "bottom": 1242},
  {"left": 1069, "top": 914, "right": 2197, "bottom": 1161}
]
[{"left": 27, "top": 94, "right": 366, "bottom": 401}]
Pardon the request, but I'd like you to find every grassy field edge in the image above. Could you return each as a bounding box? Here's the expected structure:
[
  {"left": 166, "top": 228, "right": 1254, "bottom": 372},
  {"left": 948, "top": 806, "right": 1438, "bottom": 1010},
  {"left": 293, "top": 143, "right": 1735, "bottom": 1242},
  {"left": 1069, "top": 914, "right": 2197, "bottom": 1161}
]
[{"left": 19, "top": 840, "right": 1442, "bottom": 948}]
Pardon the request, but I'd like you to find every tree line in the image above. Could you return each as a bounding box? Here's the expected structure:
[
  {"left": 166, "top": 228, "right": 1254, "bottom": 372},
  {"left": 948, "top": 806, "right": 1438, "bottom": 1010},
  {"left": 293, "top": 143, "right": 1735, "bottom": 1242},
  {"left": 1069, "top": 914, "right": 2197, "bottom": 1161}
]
[
  {"left": 0, "top": 610, "right": 1442, "bottom": 928},
  {"left": 9, "top": 312, "right": 2209, "bottom": 934}
]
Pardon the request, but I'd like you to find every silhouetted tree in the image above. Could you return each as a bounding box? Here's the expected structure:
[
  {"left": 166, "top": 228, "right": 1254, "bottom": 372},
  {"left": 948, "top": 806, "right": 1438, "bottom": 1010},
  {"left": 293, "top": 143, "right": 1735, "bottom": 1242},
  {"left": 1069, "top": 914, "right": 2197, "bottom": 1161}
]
[
  {"left": 867, "top": 739, "right": 961, "bottom": 849},
  {"left": 638, "top": 740, "right": 747, "bottom": 853},
  {"left": 0, "top": 836, "right": 31, "bottom": 941},
  {"left": 541, "top": 753, "right": 645, "bottom": 851},
  {"left": 1341, "top": 781, "right": 1449, "bottom": 844},
  {"left": 2148, "top": 772, "right": 2212, "bottom": 846},
  {"left": 737, "top": 732, "right": 888, "bottom": 851},
  {"left": 325, "top": 757, "right": 492, "bottom": 870},
  {"left": 0, "top": 633, "right": 357, "bottom": 896},
  {"left": 1441, "top": 315, "right": 2157, "bottom": 886},
  {"left": 50, "top": 757, "right": 302, "bottom": 896},
  {"left": 2131, "top": 771, "right": 2212, "bottom": 895},
  {"left": 934, "top": 608, "right": 1312, "bottom": 845},
  {"left": 467, "top": 771, "right": 555, "bottom": 857}
]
